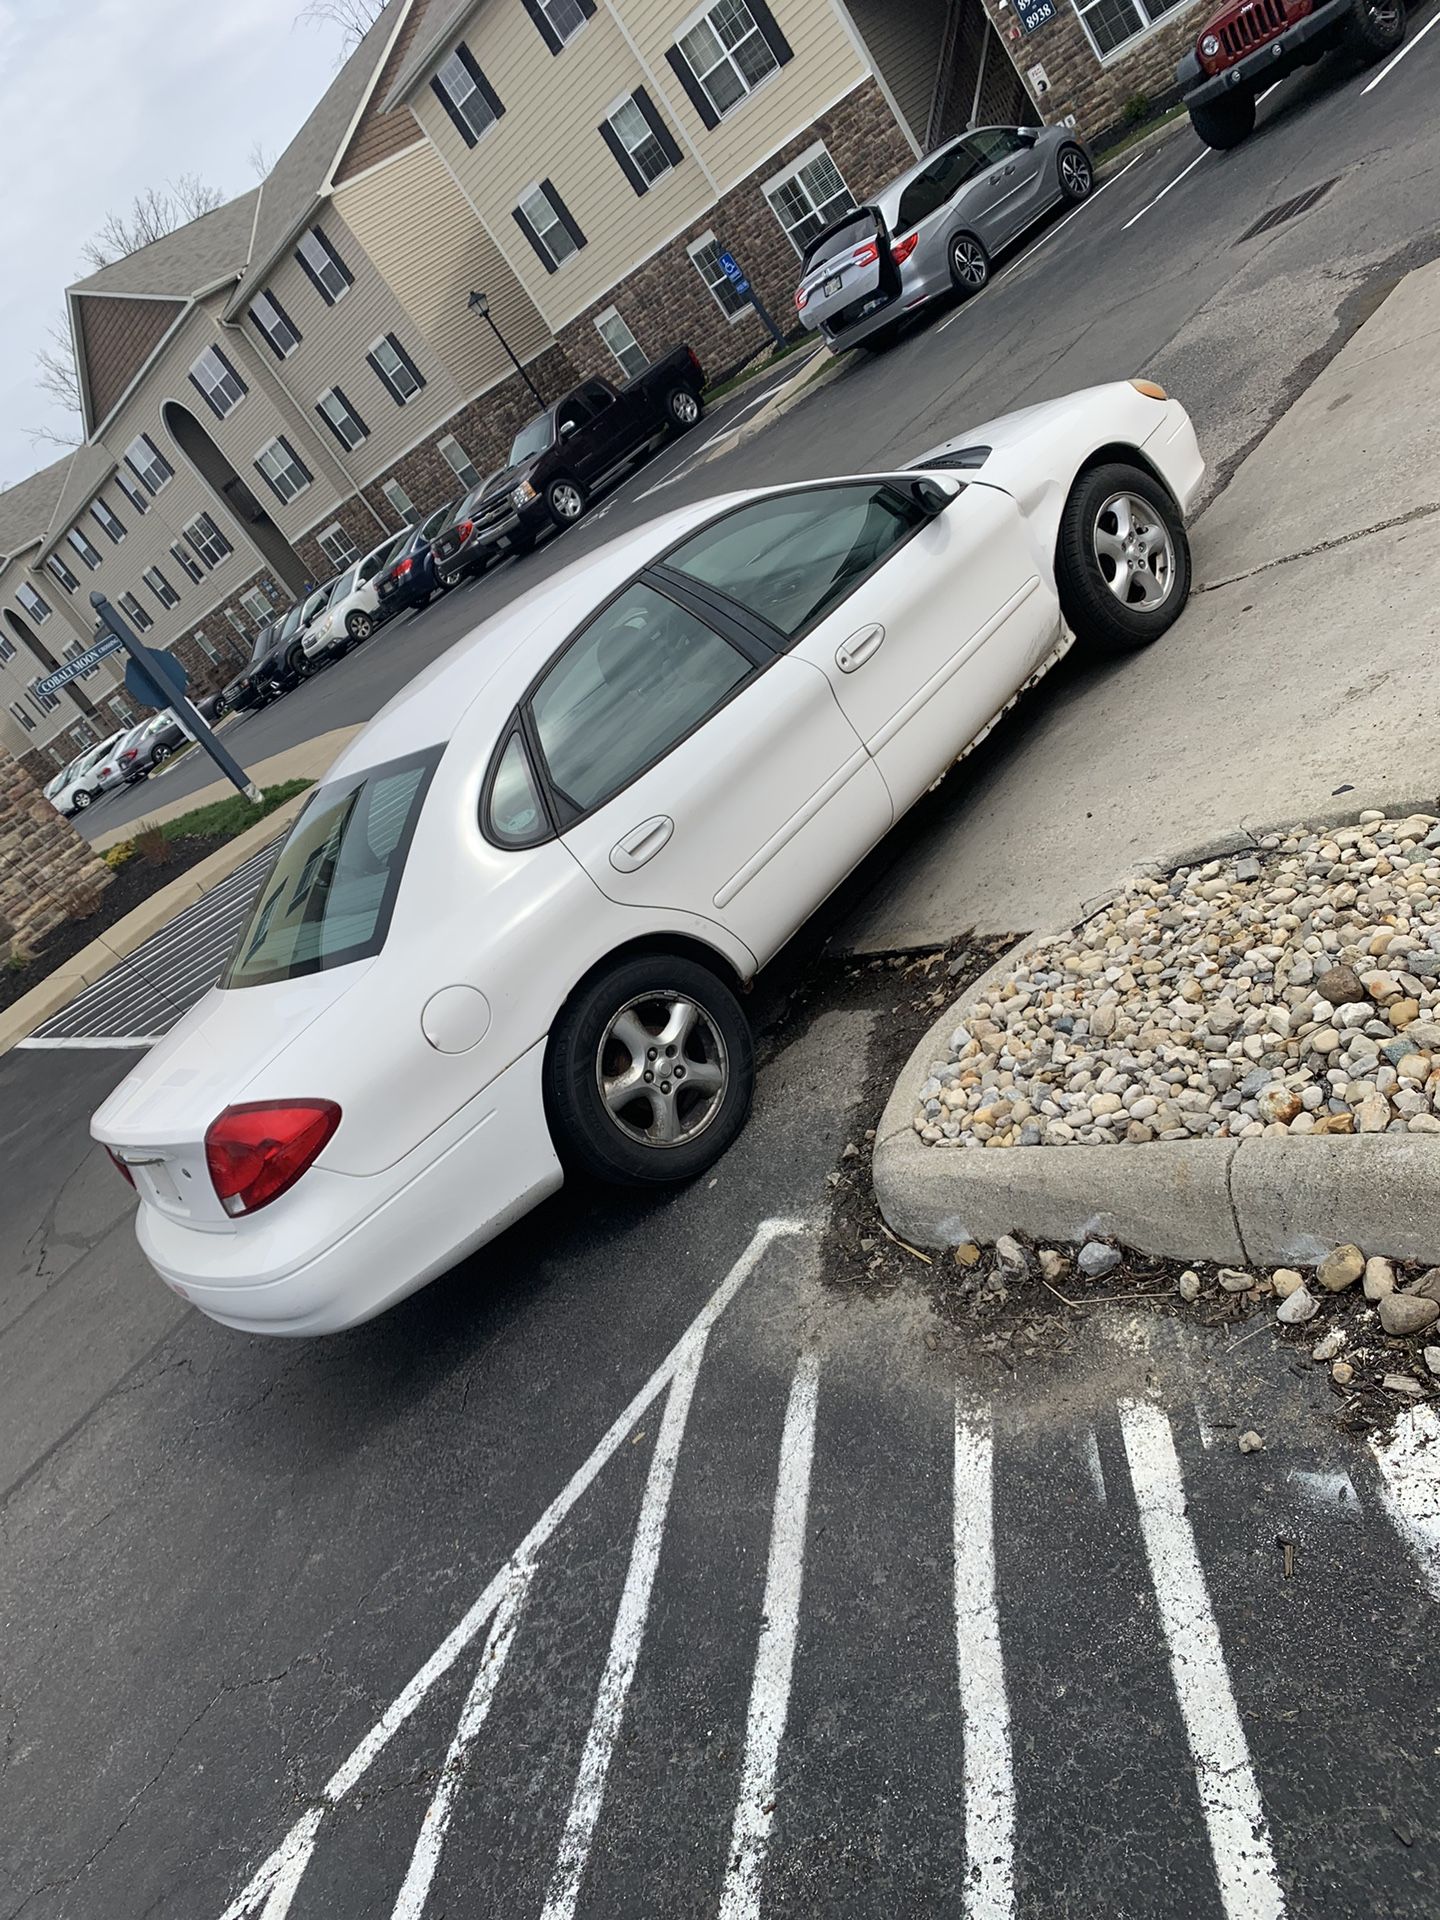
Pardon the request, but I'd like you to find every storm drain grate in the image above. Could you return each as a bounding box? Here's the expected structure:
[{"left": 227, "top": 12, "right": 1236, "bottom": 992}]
[{"left": 1236, "top": 176, "right": 1340, "bottom": 245}]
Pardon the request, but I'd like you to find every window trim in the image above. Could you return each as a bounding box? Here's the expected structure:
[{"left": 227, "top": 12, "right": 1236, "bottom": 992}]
[
  {"left": 124, "top": 433, "right": 173, "bottom": 495},
  {"left": 119, "top": 591, "right": 154, "bottom": 633},
  {"left": 171, "top": 541, "right": 205, "bottom": 585},
  {"left": 367, "top": 334, "right": 426, "bottom": 405},
  {"left": 481, "top": 722, "right": 560, "bottom": 849},
  {"left": 255, "top": 436, "right": 314, "bottom": 504},
  {"left": 65, "top": 526, "right": 103, "bottom": 571},
  {"left": 89, "top": 497, "right": 125, "bottom": 544},
  {"left": 594, "top": 307, "right": 649, "bottom": 382},
  {"left": 437, "top": 434, "right": 482, "bottom": 488},
  {"left": 46, "top": 553, "right": 80, "bottom": 594},
  {"left": 513, "top": 178, "right": 587, "bottom": 274},
  {"left": 316, "top": 522, "right": 361, "bottom": 570},
  {"left": 294, "top": 226, "right": 354, "bottom": 306},
  {"left": 316, "top": 385, "right": 370, "bottom": 450},
  {"left": 249, "top": 290, "right": 302, "bottom": 359},
  {"left": 599, "top": 89, "right": 682, "bottom": 195},
  {"left": 1071, "top": 0, "right": 1188, "bottom": 62},
  {"left": 687, "top": 231, "right": 750, "bottom": 323},
  {"left": 184, "top": 512, "right": 233, "bottom": 569},
  {"left": 116, "top": 471, "right": 150, "bottom": 515},
  {"left": 519, "top": 0, "right": 595, "bottom": 56},
  {"left": 762, "top": 139, "right": 856, "bottom": 256},
  {"left": 189, "top": 343, "right": 248, "bottom": 419},
  {"left": 17, "top": 584, "right": 52, "bottom": 625},
  {"left": 431, "top": 41, "right": 505, "bottom": 146},
  {"left": 382, "top": 478, "right": 416, "bottom": 523},
  {"left": 666, "top": 0, "right": 792, "bottom": 130},
  {"left": 9, "top": 699, "right": 35, "bottom": 734}
]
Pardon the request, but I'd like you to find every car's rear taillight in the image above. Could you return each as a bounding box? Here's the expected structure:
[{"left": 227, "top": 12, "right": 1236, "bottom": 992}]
[
  {"left": 105, "top": 1147, "right": 135, "bottom": 1189},
  {"left": 204, "top": 1100, "right": 341, "bottom": 1217},
  {"left": 795, "top": 286, "right": 809, "bottom": 311},
  {"left": 854, "top": 240, "right": 879, "bottom": 266},
  {"left": 458, "top": 520, "right": 474, "bottom": 541},
  {"left": 396, "top": 556, "right": 413, "bottom": 577},
  {"left": 892, "top": 232, "right": 919, "bottom": 265},
  {"left": 120, "top": 750, "right": 136, "bottom": 764}
]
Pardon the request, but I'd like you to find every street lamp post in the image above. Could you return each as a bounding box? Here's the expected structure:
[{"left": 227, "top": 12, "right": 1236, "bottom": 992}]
[{"left": 468, "top": 289, "right": 544, "bottom": 408}]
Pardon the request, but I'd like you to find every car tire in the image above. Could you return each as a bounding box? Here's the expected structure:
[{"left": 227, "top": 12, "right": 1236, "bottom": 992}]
[
  {"left": 150, "top": 743, "right": 170, "bottom": 767},
  {"left": 663, "top": 385, "right": 702, "bottom": 432},
  {"left": 545, "top": 476, "right": 588, "bottom": 530},
  {"left": 1346, "top": 0, "right": 1405, "bottom": 56},
  {"left": 947, "top": 231, "right": 990, "bottom": 298},
  {"left": 346, "top": 611, "right": 375, "bottom": 641},
  {"left": 438, "top": 566, "right": 463, "bottom": 590},
  {"left": 545, "top": 954, "right": 754, "bottom": 1187},
  {"left": 1057, "top": 143, "right": 1094, "bottom": 202},
  {"left": 71, "top": 787, "right": 93, "bottom": 811},
  {"left": 1188, "top": 91, "right": 1256, "bottom": 149},
  {"left": 1057, "top": 461, "right": 1191, "bottom": 655}
]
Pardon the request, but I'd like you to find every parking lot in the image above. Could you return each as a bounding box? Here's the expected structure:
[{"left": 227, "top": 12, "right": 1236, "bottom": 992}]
[{"left": 6, "top": 19, "right": 1440, "bottom": 1918}]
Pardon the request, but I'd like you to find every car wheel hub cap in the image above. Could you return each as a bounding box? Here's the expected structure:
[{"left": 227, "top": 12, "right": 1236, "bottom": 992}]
[
  {"left": 954, "top": 241, "right": 984, "bottom": 285},
  {"left": 597, "top": 993, "right": 728, "bottom": 1148},
  {"left": 674, "top": 394, "right": 698, "bottom": 423},
  {"left": 1063, "top": 153, "right": 1090, "bottom": 193},
  {"left": 1093, "top": 492, "right": 1176, "bottom": 609},
  {"left": 556, "top": 486, "right": 582, "bottom": 518}
]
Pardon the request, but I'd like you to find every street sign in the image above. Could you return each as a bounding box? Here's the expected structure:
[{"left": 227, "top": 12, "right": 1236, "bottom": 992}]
[
  {"left": 718, "top": 249, "right": 752, "bottom": 297},
  {"left": 1015, "top": 0, "right": 1056, "bottom": 31},
  {"left": 124, "top": 645, "right": 189, "bottom": 711},
  {"left": 33, "top": 631, "right": 121, "bottom": 697}
]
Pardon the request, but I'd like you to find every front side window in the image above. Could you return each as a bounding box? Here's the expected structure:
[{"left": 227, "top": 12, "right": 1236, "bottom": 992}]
[
  {"left": 966, "top": 128, "right": 1027, "bottom": 167},
  {"left": 119, "top": 591, "right": 153, "bottom": 633},
  {"left": 124, "top": 433, "right": 173, "bottom": 494},
  {"left": 603, "top": 93, "right": 678, "bottom": 192},
  {"left": 295, "top": 227, "right": 352, "bottom": 305},
  {"left": 46, "top": 554, "right": 79, "bottom": 594},
  {"left": 66, "top": 526, "right": 102, "bottom": 570},
  {"left": 433, "top": 44, "right": 504, "bottom": 145},
  {"left": 18, "top": 583, "right": 52, "bottom": 624},
  {"left": 171, "top": 542, "right": 205, "bottom": 585},
  {"left": 595, "top": 309, "right": 648, "bottom": 382},
  {"left": 673, "top": 1, "right": 784, "bottom": 121},
  {"left": 514, "top": 181, "right": 585, "bottom": 272},
  {"left": 222, "top": 749, "right": 440, "bottom": 988},
  {"left": 143, "top": 566, "right": 180, "bottom": 609},
  {"left": 530, "top": 583, "right": 752, "bottom": 817},
  {"left": 688, "top": 234, "right": 748, "bottom": 318},
  {"left": 368, "top": 334, "right": 425, "bottom": 405},
  {"left": 1073, "top": 0, "right": 1187, "bottom": 56},
  {"left": 190, "top": 344, "right": 247, "bottom": 418},
  {"left": 317, "top": 523, "right": 360, "bottom": 569},
  {"left": 665, "top": 485, "right": 928, "bottom": 639},
  {"left": 185, "top": 512, "right": 232, "bottom": 568},
  {"left": 765, "top": 144, "right": 856, "bottom": 254},
  {"left": 256, "top": 437, "right": 313, "bottom": 504},
  {"left": 90, "top": 497, "right": 126, "bottom": 544},
  {"left": 250, "top": 290, "right": 301, "bottom": 358},
  {"left": 317, "top": 386, "right": 369, "bottom": 450},
  {"left": 438, "top": 435, "right": 481, "bottom": 488}
]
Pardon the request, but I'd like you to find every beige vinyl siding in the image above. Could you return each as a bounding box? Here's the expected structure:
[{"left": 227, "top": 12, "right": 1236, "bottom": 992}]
[
  {"left": 841, "top": 0, "right": 945, "bottom": 146},
  {"left": 254, "top": 208, "right": 468, "bottom": 500},
  {"left": 410, "top": 3, "right": 716, "bottom": 331},
  {"left": 0, "top": 553, "right": 89, "bottom": 755},
  {"left": 333, "top": 141, "right": 553, "bottom": 398},
  {"left": 620, "top": 0, "right": 867, "bottom": 191}
]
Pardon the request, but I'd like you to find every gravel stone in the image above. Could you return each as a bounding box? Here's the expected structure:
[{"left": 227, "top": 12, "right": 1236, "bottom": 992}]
[
  {"left": 1378, "top": 1294, "right": 1440, "bottom": 1337},
  {"left": 1363, "top": 1256, "right": 1396, "bottom": 1301},
  {"left": 1271, "top": 1268, "right": 1305, "bottom": 1297},
  {"left": 1077, "top": 1240, "right": 1122, "bottom": 1278},
  {"left": 1276, "top": 1286, "right": 1320, "bottom": 1324},
  {"left": 1316, "top": 1244, "right": 1365, "bottom": 1292},
  {"left": 1177, "top": 1269, "right": 1201, "bottom": 1301},
  {"left": 1218, "top": 1268, "right": 1255, "bottom": 1293}
]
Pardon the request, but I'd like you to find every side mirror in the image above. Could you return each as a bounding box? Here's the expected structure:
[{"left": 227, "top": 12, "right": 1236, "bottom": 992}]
[
  {"left": 559, "top": 418, "right": 579, "bottom": 439},
  {"left": 1016, "top": 128, "right": 1039, "bottom": 148},
  {"left": 910, "top": 476, "right": 962, "bottom": 515}
]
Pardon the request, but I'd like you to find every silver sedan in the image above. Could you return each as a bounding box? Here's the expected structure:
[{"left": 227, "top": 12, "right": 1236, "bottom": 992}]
[{"left": 794, "top": 125, "right": 1094, "bottom": 353}]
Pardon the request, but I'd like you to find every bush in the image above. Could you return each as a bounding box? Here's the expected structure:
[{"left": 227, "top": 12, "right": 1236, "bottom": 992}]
[
  {"left": 102, "top": 842, "right": 135, "bottom": 868},
  {"left": 1122, "top": 92, "right": 1150, "bottom": 128},
  {"left": 133, "top": 823, "right": 171, "bottom": 867}
]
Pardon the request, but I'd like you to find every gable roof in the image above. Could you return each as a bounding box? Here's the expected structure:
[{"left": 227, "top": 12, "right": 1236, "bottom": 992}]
[
  {"left": 71, "top": 295, "right": 187, "bottom": 435},
  {"left": 333, "top": 0, "right": 442, "bottom": 185},
  {"left": 42, "top": 443, "right": 118, "bottom": 552},
  {"left": 69, "top": 190, "right": 261, "bottom": 302},
  {"left": 0, "top": 456, "right": 75, "bottom": 567},
  {"left": 384, "top": 0, "right": 481, "bottom": 109}
]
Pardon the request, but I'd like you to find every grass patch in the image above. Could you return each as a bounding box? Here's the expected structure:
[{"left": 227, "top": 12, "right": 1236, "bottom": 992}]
[
  {"left": 1096, "top": 102, "right": 1186, "bottom": 167},
  {"left": 155, "top": 778, "right": 313, "bottom": 843},
  {"left": 703, "top": 335, "right": 811, "bottom": 405}
]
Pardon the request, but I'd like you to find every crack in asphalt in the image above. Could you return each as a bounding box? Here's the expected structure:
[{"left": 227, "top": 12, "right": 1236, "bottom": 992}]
[{"left": 1196, "top": 497, "right": 1440, "bottom": 592}]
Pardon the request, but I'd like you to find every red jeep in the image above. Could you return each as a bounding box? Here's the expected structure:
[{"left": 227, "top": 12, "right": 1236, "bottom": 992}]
[{"left": 1177, "top": 0, "right": 1405, "bottom": 148}]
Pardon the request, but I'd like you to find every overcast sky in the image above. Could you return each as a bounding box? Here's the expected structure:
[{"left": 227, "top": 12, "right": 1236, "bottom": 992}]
[{"left": 0, "top": 0, "right": 358, "bottom": 486}]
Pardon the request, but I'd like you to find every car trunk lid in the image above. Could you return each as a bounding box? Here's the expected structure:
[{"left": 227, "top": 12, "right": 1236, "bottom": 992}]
[{"left": 794, "top": 208, "right": 890, "bottom": 332}]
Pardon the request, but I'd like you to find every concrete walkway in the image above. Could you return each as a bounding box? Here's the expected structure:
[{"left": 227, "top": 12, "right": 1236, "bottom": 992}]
[{"left": 842, "top": 258, "right": 1440, "bottom": 952}]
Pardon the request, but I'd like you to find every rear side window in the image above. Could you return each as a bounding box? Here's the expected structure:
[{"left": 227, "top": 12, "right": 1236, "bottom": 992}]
[
  {"left": 896, "top": 144, "right": 983, "bottom": 230},
  {"left": 664, "top": 485, "right": 928, "bottom": 640},
  {"left": 486, "top": 732, "right": 549, "bottom": 845},
  {"left": 802, "top": 211, "right": 874, "bottom": 269},
  {"left": 222, "top": 748, "right": 440, "bottom": 988}
]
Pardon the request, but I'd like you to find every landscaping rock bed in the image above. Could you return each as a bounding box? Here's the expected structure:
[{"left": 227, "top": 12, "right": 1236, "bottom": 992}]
[{"left": 915, "top": 810, "right": 1440, "bottom": 1150}]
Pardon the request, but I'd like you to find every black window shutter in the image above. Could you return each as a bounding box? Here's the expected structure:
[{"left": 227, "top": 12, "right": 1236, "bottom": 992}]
[
  {"left": 189, "top": 369, "right": 224, "bottom": 419},
  {"left": 251, "top": 302, "right": 286, "bottom": 357},
  {"left": 366, "top": 348, "right": 392, "bottom": 395},
  {"left": 334, "top": 386, "right": 368, "bottom": 439},
  {"left": 513, "top": 205, "right": 557, "bottom": 273},
  {"left": 279, "top": 437, "right": 312, "bottom": 485},
  {"left": 665, "top": 45, "right": 720, "bottom": 130},
  {"left": 457, "top": 42, "right": 505, "bottom": 120},
  {"left": 747, "top": 0, "right": 794, "bottom": 63},
  {"left": 217, "top": 346, "right": 247, "bottom": 395},
  {"left": 296, "top": 243, "right": 331, "bottom": 303},
  {"left": 543, "top": 179, "right": 586, "bottom": 252},
  {"left": 432, "top": 72, "right": 477, "bottom": 147},
  {"left": 520, "top": 0, "right": 562, "bottom": 54},
  {"left": 635, "top": 88, "right": 683, "bottom": 168},
  {"left": 327, "top": 233, "right": 355, "bottom": 290},
  {"left": 394, "top": 340, "right": 426, "bottom": 391},
  {"left": 600, "top": 117, "right": 647, "bottom": 196},
  {"left": 577, "top": 0, "right": 596, "bottom": 14},
  {"left": 255, "top": 458, "right": 285, "bottom": 502},
  {"left": 270, "top": 293, "right": 301, "bottom": 349}
]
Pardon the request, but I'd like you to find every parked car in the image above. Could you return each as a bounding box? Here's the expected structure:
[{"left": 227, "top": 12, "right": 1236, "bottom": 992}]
[
  {"left": 223, "top": 619, "right": 286, "bottom": 714},
  {"left": 1178, "top": 0, "right": 1404, "bottom": 148},
  {"left": 45, "top": 732, "right": 129, "bottom": 815},
  {"left": 429, "top": 477, "right": 510, "bottom": 589},
  {"left": 94, "top": 379, "right": 1202, "bottom": 1335},
  {"left": 195, "top": 689, "right": 228, "bottom": 725},
  {"left": 110, "top": 711, "right": 192, "bottom": 786},
  {"left": 302, "top": 536, "right": 404, "bottom": 662},
  {"left": 472, "top": 352, "right": 706, "bottom": 548},
  {"left": 795, "top": 126, "right": 1094, "bottom": 354},
  {"left": 374, "top": 501, "right": 462, "bottom": 617}
]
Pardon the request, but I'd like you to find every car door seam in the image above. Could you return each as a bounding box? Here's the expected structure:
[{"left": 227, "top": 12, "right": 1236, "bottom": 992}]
[
  {"left": 713, "top": 745, "right": 879, "bottom": 910},
  {"left": 865, "top": 576, "right": 1041, "bottom": 759}
]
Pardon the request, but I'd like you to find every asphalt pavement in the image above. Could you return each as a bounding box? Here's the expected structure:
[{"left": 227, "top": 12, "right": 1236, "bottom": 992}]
[{"left": 7, "top": 23, "right": 1440, "bottom": 1919}]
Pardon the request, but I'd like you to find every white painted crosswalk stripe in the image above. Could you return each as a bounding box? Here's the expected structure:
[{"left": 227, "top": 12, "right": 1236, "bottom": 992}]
[{"left": 953, "top": 1409, "right": 1015, "bottom": 1920}]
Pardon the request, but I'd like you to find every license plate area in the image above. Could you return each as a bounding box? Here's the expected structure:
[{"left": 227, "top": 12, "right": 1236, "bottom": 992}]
[{"left": 823, "top": 273, "right": 842, "bottom": 297}]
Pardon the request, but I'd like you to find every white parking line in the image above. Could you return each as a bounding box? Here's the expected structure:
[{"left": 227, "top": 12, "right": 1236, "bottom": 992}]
[
  {"left": 953, "top": 1409, "right": 1015, "bottom": 1920},
  {"left": 1119, "top": 1402, "right": 1285, "bottom": 1920},
  {"left": 1122, "top": 85, "right": 1281, "bottom": 231},
  {"left": 1370, "top": 1403, "right": 1440, "bottom": 1603},
  {"left": 1363, "top": 4, "right": 1440, "bottom": 89},
  {"left": 718, "top": 1350, "right": 820, "bottom": 1920}
]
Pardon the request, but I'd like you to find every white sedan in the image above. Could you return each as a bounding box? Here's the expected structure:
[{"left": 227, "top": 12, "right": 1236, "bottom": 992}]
[
  {"left": 302, "top": 533, "right": 405, "bottom": 662},
  {"left": 93, "top": 381, "right": 1203, "bottom": 1335}
]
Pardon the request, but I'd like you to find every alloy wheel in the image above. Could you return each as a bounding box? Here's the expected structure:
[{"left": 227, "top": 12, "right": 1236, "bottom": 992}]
[
  {"left": 1061, "top": 149, "right": 1092, "bottom": 196},
  {"left": 670, "top": 390, "right": 700, "bottom": 426},
  {"left": 552, "top": 482, "right": 584, "bottom": 521},
  {"left": 151, "top": 744, "right": 169, "bottom": 765},
  {"left": 1092, "top": 492, "right": 1177, "bottom": 608},
  {"left": 1367, "top": 0, "right": 1402, "bottom": 25},
  {"left": 595, "top": 992, "right": 729, "bottom": 1148},
  {"left": 350, "top": 613, "right": 374, "bottom": 639},
  {"left": 72, "top": 788, "right": 91, "bottom": 810},
  {"left": 951, "top": 237, "right": 987, "bottom": 290}
]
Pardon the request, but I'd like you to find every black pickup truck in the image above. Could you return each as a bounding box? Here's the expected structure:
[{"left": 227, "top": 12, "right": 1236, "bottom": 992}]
[{"left": 440, "top": 347, "right": 705, "bottom": 562}]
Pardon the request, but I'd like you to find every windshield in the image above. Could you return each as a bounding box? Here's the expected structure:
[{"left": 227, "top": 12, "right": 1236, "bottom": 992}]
[
  {"left": 509, "top": 413, "right": 555, "bottom": 465},
  {"left": 221, "top": 748, "right": 440, "bottom": 988},
  {"left": 802, "top": 210, "right": 876, "bottom": 271},
  {"left": 248, "top": 624, "right": 275, "bottom": 664},
  {"left": 278, "top": 604, "right": 307, "bottom": 643}
]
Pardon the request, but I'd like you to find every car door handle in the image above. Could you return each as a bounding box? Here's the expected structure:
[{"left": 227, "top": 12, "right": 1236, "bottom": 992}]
[
  {"left": 1002, "top": 164, "right": 1017, "bottom": 177},
  {"left": 610, "top": 815, "right": 674, "bottom": 872},
  {"left": 836, "top": 624, "right": 884, "bottom": 673}
]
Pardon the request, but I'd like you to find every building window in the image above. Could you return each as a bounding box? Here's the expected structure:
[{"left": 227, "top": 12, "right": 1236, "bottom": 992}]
[
  {"left": 316, "top": 386, "right": 370, "bottom": 450},
  {"left": 117, "top": 470, "right": 150, "bottom": 515},
  {"left": 295, "top": 227, "right": 353, "bottom": 305},
  {"left": 171, "top": 542, "right": 205, "bottom": 585},
  {"left": 225, "top": 607, "right": 249, "bottom": 637},
  {"left": 688, "top": 233, "right": 749, "bottom": 319},
  {"left": 764, "top": 142, "right": 856, "bottom": 254},
  {"left": 65, "top": 526, "right": 102, "bottom": 571},
  {"left": 124, "top": 433, "right": 173, "bottom": 494},
  {"left": 513, "top": 180, "right": 586, "bottom": 273},
  {"left": 16, "top": 584, "right": 51, "bottom": 624},
  {"left": 316, "top": 523, "right": 360, "bottom": 569},
  {"left": 29, "top": 677, "right": 60, "bottom": 716},
  {"left": 595, "top": 308, "right": 649, "bottom": 381},
  {"left": 438, "top": 435, "right": 481, "bottom": 488},
  {"left": 250, "top": 290, "right": 301, "bottom": 358},
  {"left": 195, "top": 630, "right": 220, "bottom": 664},
  {"left": 521, "top": 0, "right": 592, "bottom": 54},
  {"left": 189, "top": 343, "right": 248, "bottom": 418},
  {"left": 142, "top": 566, "right": 180, "bottom": 610},
  {"left": 90, "top": 497, "right": 126, "bottom": 544},
  {"left": 432, "top": 43, "right": 504, "bottom": 145},
  {"left": 241, "top": 587, "right": 274, "bottom": 624},
  {"left": 46, "top": 553, "right": 79, "bottom": 594},
  {"left": 601, "top": 92, "right": 681, "bottom": 195},
  {"left": 382, "top": 479, "right": 415, "bottom": 522},
  {"left": 108, "top": 694, "right": 132, "bottom": 725},
  {"left": 69, "top": 721, "right": 97, "bottom": 750},
  {"left": 255, "top": 437, "right": 313, "bottom": 504},
  {"left": 9, "top": 700, "right": 35, "bottom": 733},
  {"left": 185, "top": 513, "right": 233, "bottom": 568},
  {"left": 368, "top": 334, "right": 426, "bottom": 405},
  {"left": 63, "top": 637, "right": 101, "bottom": 679},
  {"left": 1072, "top": 0, "right": 1187, "bottom": 54},
  {"left": 120, "top": 592, "right": 154, "bottom": 632},
  {"left": 0, "top": 633, "right": 15, "bottom": 662},
  {"left": 668, "top": 1, "right": 791, "bottom": 128}
]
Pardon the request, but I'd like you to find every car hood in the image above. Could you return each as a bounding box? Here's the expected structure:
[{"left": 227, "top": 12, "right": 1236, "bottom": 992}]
[{"left": 483, "top": 458, "right": 538, "bottom": 503}]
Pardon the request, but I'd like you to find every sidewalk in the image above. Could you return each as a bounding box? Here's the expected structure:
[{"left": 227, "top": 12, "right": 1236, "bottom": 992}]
[{"left": 841, "top": 256, "right": 1440, "bottom": 952}]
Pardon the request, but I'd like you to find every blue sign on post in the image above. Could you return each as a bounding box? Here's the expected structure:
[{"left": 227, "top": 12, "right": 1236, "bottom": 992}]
[
  {"left": 718, "top": 249, "right": 752, "bottom": 298},
  {"left": 124, "top": 644, "right": 189, "bottom": 711},
  {"left": 33, "top": 631, "right": 122, "bottom": 697}
]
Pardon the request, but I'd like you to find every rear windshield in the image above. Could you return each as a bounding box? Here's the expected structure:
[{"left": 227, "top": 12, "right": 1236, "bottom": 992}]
[
  {"left": 221, "top": 747, "right": 441, "bottom": 988},
  {"left": 802, "top": 211, "right": 875, "bottom": 271}
]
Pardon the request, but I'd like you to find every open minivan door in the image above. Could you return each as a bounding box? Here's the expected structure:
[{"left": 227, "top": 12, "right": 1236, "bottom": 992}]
[{"left": 793, "top": 207, "right": 900, "bottom": 336}]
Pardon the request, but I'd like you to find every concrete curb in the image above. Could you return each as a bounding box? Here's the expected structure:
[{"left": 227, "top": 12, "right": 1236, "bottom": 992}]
[
  {"left": 693, "top": 347, "right": 848, "bottom": 471},
  {"left": 873, "top": 817, "right": 1440, "bottom": 1270},
  {"left": 0, "top": 789, "right": 311, "bottom": 1059}
]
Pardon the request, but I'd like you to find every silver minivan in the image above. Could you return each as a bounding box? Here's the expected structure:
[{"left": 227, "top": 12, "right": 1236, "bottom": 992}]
[{"left": 794, "top": 125, "right": 1094, "bottom": 353}]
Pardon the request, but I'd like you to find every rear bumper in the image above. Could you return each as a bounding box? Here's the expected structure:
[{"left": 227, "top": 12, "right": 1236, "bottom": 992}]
[
  {"left": 436, "top": 514, "right": 519, "bottom": 573},
  {"left": 133, "top": 1040, "right": 564, "bottom": 1335},
  {"left": 1180, "top": 0, "right": 1349, "bottom": 102}
]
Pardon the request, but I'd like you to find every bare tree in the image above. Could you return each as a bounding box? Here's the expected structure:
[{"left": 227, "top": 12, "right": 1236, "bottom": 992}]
[
  {"left": 296, "top": 0, "right": 386, "bottom": 54},
  {"left": 79, "top": 174, "right": 225, "bottom": 273},
  {"left": 248, "top": 138, "right": 275, "bottom": 182},
  {"left": 28, "top": 320, "right": 85, "bottom": 451}
]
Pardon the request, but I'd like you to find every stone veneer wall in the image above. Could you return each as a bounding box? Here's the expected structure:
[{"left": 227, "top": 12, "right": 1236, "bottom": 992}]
[
  {"left": 0, "top": 751, "right": 113, "bottom": 950},
  {"left": 978, "top": 0, "right": 1208, "bottom": 146}
]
